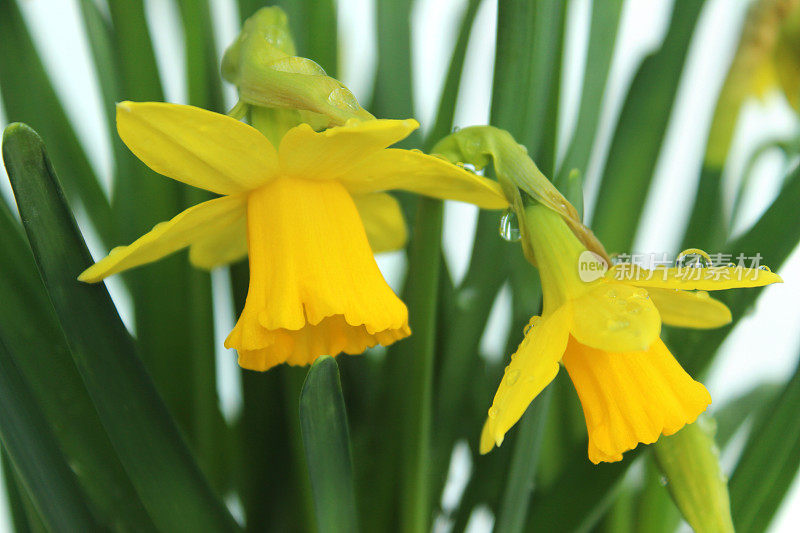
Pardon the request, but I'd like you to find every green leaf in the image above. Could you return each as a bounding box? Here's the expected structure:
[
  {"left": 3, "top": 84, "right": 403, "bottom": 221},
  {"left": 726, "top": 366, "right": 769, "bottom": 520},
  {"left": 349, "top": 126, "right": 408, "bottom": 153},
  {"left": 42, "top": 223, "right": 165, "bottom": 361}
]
[
  {"left": 371, "top": 0, "right": 415, "bottom": 121},
  {"left": 399, "top": 198, "right": 443, "bottom": 533},
  {"left": 714, "top": 382, "right": 781, "bottom": 447},
  {"left": 300, "top": 357, "right": 360, "bottom": 533},
  {"left": 0, "top": 0, "right": 113, "bottom": 243},
  {"left": 677, "top": 160, "right": 800, "bottom": 377},
  {"left": 495, "top": 389, "right": 552, "bottom": 533},
  {"left": 555, "top": 0, "right": 624, "bottom": 186},
  {"left": 425, "top": 0, "right": 482, "bottom": 150},
  {"left": 2, "top": 123, "right": 239, "bottom": 532},
  {"left": 0, "top": 339, "right": 100, "bottom": 531},
  {"left": 102, "top": 0, "right": 219, "bottom": 463},
  {"left": 0, "top": 187, "right": 155, "bottom": 530},
  {"left": 590, "top": 0, "right": 706, "bottom": 253},
  {"left": 729, "top": 358, "right": 800, "bottom": 532},
  {"left": 525, "top": 446, "right": 639, "bottom": 532}
]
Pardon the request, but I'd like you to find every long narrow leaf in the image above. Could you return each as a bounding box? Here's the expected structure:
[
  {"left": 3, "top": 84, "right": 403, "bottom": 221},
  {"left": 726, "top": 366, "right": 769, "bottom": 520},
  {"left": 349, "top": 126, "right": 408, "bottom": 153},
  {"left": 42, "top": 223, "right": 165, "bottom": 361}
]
[
  {"left": 590, "top": 0, "right": 706, "bottom": 253},
  {"left": 3, "top": 123, "right": 239, "bottom": 532},
  {"left": 300, "top": 357, "right": 359, "bottom": 533},
  {"left": 0, "top": 339, "right": 100, "bottom": 532},
  {"left": 0, "top": 0, "right": 112, "bottom": 243},
  {"left": 0, "top": 190, "right": 155, "bottom": 530},
  {"left": 730, "top": 357, "right": 800, "bottom": 532}
]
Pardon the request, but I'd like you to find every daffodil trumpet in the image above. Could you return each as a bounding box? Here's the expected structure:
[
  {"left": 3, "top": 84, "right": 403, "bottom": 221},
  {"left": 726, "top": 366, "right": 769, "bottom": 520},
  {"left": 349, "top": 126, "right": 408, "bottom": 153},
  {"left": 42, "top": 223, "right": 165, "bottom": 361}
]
[
  {"left": 481, "top": 202, "right": 782, "bottom": 463},
  {"left": 79, "top": 102, "right": 507, "bottom": 371}
]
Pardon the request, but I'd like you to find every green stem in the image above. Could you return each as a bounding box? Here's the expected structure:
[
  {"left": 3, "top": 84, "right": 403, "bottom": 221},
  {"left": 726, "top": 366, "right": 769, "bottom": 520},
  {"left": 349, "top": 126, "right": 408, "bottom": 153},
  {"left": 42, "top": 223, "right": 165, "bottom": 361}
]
[{"left": 400, "top": 198, "right": 443, "bottom": 533}]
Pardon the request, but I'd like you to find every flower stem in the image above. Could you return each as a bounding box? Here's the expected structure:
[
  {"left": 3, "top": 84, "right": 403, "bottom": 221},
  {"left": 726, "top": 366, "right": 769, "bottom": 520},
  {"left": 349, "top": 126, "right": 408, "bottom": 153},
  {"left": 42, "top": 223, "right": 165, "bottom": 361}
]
[{"left": 400, "top": 197, "right": 443, "bottom": 533}]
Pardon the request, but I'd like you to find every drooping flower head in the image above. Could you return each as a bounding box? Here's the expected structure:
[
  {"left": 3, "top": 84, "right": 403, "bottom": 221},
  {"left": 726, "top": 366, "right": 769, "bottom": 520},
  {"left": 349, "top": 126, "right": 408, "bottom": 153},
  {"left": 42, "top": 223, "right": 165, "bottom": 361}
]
[
  {"left": 79, "top": 103, "right": 507, "bottom": 370},
  {"left": 433, "top": 125, "right": 782, "bottom": 464},
  {"left": 480, "top": 203, "right": 780, "bottom": 463}
]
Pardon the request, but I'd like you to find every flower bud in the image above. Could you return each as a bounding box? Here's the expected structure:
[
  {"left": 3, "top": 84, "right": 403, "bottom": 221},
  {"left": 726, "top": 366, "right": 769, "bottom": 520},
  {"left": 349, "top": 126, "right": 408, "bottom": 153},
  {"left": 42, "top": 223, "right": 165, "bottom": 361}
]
[
  {"left": 222, "top": 7, "right": 373, "bottom": 128},
  {"left": 653, "top": 416, "right": 735, "bottom": 533}
]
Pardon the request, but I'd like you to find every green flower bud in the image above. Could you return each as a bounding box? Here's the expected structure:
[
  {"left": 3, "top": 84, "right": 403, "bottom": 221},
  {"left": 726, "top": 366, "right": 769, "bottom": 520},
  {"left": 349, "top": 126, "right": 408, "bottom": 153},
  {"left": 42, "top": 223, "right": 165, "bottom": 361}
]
[
  {"left": 222, "top": 7, "right": 373, "bottom": 128},
  {"left": 653, "top": 416, "right": 735, "bottom": 533}
]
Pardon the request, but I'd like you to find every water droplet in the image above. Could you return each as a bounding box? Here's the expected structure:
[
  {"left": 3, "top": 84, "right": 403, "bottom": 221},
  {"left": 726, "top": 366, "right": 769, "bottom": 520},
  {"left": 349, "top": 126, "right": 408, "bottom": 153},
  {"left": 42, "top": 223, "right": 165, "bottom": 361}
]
[
  {"left": 759, "top": 265, "right": 772, "bottom": 272},
  {"left": 677, "top": 248, "right": 712, "bottom": 268},
  {"left": 499, "top": 209, "right": 522, "bottom": 242},
  {"left": 607, "top": 319, "right": 630, "bottom": 331},
  {"left": 523, "top": 316, "right": 541, "bottom": 335},
  {"left": 606, "top": 288, "right": 618, "bottom": 299},
  {"left": 489, "top": 407, "right": 499, "bottom": 419},
  {"left": 659, "top": 475, "right": 669, "bottom": 487},
  {"left": 327, "top": 86, "right": 361, "bottom": 111},
  {"left": 632, "top": 288, "right": 649, "bottom": 299},
  {"left": 507, "top": 369, "right": 521, "bottom": 385},
  {"left": 452, "top": 126, "right": 461, "bottom": 133}
]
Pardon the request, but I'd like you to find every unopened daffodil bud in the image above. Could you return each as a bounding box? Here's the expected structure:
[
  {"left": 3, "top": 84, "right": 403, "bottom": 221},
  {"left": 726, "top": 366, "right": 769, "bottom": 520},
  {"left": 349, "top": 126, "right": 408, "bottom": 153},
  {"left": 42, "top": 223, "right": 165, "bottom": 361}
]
[
  {"left": 222, "top": 7, "right": 373, "bottom": 129},
  {"left": 653, "top": 417, "right": 735, "bottom": 533}
]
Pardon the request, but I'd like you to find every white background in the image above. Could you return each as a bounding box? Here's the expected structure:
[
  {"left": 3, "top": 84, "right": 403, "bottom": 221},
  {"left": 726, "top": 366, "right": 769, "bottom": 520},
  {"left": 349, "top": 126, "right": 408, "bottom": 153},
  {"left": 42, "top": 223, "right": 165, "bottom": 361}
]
[{"left": 0, "top": 0, "right": 798, "bottom": 531}]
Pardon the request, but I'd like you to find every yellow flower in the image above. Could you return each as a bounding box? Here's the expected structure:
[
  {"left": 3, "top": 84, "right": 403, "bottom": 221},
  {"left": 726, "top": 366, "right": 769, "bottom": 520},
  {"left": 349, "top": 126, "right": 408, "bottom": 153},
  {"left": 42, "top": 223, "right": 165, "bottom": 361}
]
[
  {"left": 480, "top": 204, "right": 782, "bottom": 463},
  {"left": 80, "top": 102, "right": 507, "bottom": 370}
]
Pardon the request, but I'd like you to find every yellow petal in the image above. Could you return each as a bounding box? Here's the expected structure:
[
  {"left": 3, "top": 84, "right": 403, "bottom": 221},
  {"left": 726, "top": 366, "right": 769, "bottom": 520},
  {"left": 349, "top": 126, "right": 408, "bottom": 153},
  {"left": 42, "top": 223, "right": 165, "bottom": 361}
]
[
  {"left": 188, "top": 209, "right": 247, "bottom": 269},
  {"left": 278, "top": 119, "right": 418, "bottom": 180},
  {"left": 341, "top": 149, "right": 508, "bottom": 209},
  {"left": 562, "top": 338, "right": 711, "bottom": 464},
  {"left": 225, "top": 177, "right": 410, "bottom": 370},
  {"left": 117, "top": 102, "right": 278, "bottom": 195},
  {"left": 607, "top": 265, "right": 783, "bottom": 291},
  {"left": 352, "top": 193, "right": 407, "bottom": 253},
  {"left": 79, "top": 194, "right": 247, "bottom": 282},
  {"left": 570, "top": 282, "right": 661, "bottom": 353},
  {"left": 482, "top": 304, "right": 572, "bottom": 453},
  {"left": 647, "top": 289, "right": 732, "bottom": 329}
]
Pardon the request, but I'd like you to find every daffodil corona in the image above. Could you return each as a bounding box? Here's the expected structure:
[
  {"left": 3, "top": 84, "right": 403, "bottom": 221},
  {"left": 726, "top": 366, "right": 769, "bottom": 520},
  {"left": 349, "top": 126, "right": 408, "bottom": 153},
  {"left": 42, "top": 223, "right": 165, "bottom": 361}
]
[
  {"left": 481, "top": 203, "right": 782, "bottom": 463},
  {"left": 80, "top": 102, "right": 507, "bottom": 370}
]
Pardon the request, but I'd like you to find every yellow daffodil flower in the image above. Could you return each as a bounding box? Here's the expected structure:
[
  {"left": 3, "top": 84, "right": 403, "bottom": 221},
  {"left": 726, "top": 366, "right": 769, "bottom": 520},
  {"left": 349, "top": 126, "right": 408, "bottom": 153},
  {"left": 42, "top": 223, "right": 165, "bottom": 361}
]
[
  {"left": 481, "top": 203, "right": 782, "bottom": 464},
  {"left": 80, "top": 102, "right": 507, "bottom": 371}
]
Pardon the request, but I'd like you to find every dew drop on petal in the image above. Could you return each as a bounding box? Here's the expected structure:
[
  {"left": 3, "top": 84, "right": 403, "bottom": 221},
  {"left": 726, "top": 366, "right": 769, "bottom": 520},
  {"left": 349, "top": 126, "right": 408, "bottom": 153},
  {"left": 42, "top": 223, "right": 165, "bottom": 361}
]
[
  {"left": 506, "top": 369, "right": 521, "bottom": 385},
  {"left": 499, "top": 209, "right": 522, "bottom": 242},
  {"left": 489, "top": 407, "right": 499, "bottom": 419}
]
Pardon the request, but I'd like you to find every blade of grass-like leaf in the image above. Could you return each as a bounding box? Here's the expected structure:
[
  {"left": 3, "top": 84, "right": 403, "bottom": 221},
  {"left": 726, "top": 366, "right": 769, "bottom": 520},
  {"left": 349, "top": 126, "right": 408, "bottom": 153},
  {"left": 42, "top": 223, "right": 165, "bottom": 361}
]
[
  {"left": 590, "top": 0, "right": 706, "bottom": 253},
  {"left": 713, "top": 382, "right": 781, "bottom": 447},
  {"left": 105, "top": 0, "right": 214, "bottom": 459},
  {"left": 0, "top": 0, "right": 113, "bottom": 244},
  {"left": 399, "top": 198, "right": 443, "bottom": 533},
  {"left": 425, "top": 0, "right": 482, "bottom": 150},
  {"left": 526, "top": 446, "right": 641, "bottom": 532},
  {"left": 495, "top": 389, "right": 552, "bottom": 533},
  {"left": 677, "top": 160, "right": 800, "bottom": 377},
  {"left": 555, "top": 0, "right": 623, "bottom": 186},
  {"left": 299, "top": 356, "right": 359, "bottom": 533},
  {"left": 729, "top": 357, "right": 800, "bottom": 533},
  {"left": 174, "top": 0, "right": 230, "bottom": 492},
  {"left": 0, "top": 198, "right": 156, "bottom": 530},
  {"left": 0, "top": 339, "right": 100, "bottom": 531},
  {"left": 3, "top": 123, "right": 238, "bottom": 532},
  {"left": 1, "top": 449, "right": 35, "bottom": 533},
  {"left": 371, "top": 0, "right": 414, "bottom": 121}
]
